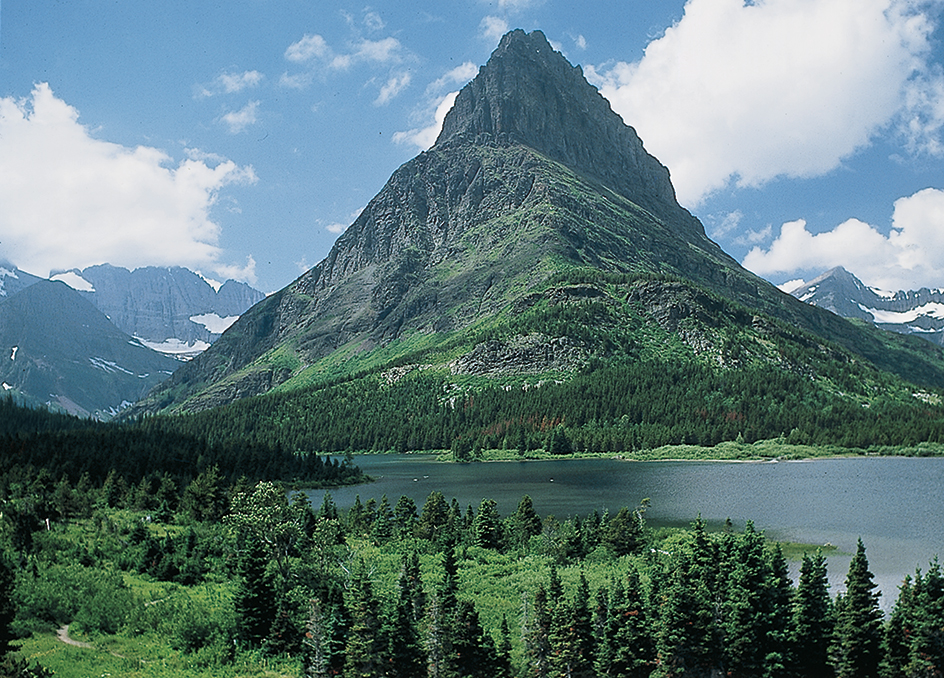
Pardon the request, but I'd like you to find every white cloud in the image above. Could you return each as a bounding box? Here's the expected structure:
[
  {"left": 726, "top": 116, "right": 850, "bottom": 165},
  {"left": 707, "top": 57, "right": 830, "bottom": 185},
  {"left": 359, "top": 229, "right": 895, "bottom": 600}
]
[
  {"left": 375, "top": 72, "right": 412, "bottom": 106},
  {"left": 393, "top": 91, "right": 460, "bottom": 150},
  {"left": 0, "top": 84, "right": 258, "bottom": 283},
  {"left": 363, "top": 11, "right": 385, "bottom": 32},
  {"left": 284, "top": 34, "right": 405, "bottom": 72},
  {"left": 285, "top": 34, "right": 331, "bottom": 63},
  {"left": 480, "top": 16, "right": 509, "bottom": 43},
  {"left": 574, "top": 34, "right": 587, "bottom": 50},
  {"left": 220, "top": 100, "right": 260, "bottom": 134},
  {"left": 429, "top": 62, "right": 478, "bottom": 92},
  {"left": 743, "top": 187, "right": 944, "bottom": 290},
  {"left": 197, "top": 70, "right": 264, "bottom": 98},
  {"left": 587, "top": 0, "right": 942, "bottom": 206},
  {"left": 325, "top": 222, "right": 348, "bottom": 234}
]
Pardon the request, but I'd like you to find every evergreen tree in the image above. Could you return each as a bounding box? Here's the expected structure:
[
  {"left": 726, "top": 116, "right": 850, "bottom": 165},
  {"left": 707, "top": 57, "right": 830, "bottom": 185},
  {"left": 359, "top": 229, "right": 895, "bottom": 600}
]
[
  {"left": 602, "top": 567, "right": 654, "bottom": 678},
  {"left": 905, "top": 560, "right": 944, "bottom": 677},
  {"left": 522, "top": 585, "right": 552, "bottom": 678},
  {"left": 453, "top": 599, "right": 501, "bottom": 678},
  {"left": 384, "top": 565, "right": 426, "bottom": 677},
  {"left": 473, "top": 498, "right": 504, "bottom": 550},
  {"left": 370, "top": 494, "right": 393, "bottom": 545},
  {"left": 833, "top": 539, "right": 883, "bottom": 678},
  {"left": 550, "top": 572, "right": 595, "bottom": 678},
  {"left": 793, "top": 552, "right": 833, "bottom": 678},
  {"left": 343, "top": 560, "right": 384, "bottom": 678},
  {"left": 880, "top": 576, "right": 912, "bottom": 678},
  {"left": 510, "top": 494, "right": 543, "bottom": 548},
  {"left": 604, "top": 506, "right": 644, "bottom": 557},
  {"left": 0, "top": 550, "right": 15, "bottom": 659},
  {"left": 418, "top": 491, "right": 451, "bottom": 543},
  {"left": 393, "top": 494, "right": 418, "bottom": 540},
  {"left": 401, "top": 550, "right": 426, "bottom": 626},
  {"left": 234, "top": 533, "right": 275, "bottom": 649},
  {"left": 654, "top": 524, "right": 722, "bottom": 678}
]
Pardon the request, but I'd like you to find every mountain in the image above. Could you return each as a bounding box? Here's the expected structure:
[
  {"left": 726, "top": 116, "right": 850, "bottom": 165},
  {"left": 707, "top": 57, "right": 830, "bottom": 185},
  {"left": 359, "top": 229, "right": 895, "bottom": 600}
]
[
  {"left": 126, "top": 30, "right": 944, "bottom": 451},
  {"left": 51, "top": 264, "right": 266, "bottom": 358},
  {"left": 790, "top": 267, "right": 944, "bottom": 345},
  {"left": 0, "top": 262, "right": 43, "bottom": 298},
  {"left": 0, "top": 280, "right": 181, "bottom": 418}
]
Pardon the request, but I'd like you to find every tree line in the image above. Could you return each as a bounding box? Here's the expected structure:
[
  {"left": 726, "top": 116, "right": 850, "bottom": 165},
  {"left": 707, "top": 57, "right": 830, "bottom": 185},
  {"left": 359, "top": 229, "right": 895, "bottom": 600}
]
[{"left": 148, "top": 357, "right": 944, "bottom": 456}]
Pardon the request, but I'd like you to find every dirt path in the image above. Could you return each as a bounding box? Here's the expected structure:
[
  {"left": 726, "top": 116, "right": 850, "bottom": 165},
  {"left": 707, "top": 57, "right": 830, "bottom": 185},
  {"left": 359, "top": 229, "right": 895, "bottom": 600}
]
[{"left": 56, "top": 625, "right": 93, "bottom": 649}]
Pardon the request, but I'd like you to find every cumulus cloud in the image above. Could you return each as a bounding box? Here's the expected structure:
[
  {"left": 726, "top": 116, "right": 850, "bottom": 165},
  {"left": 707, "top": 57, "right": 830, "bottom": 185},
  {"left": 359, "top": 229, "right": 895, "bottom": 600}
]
[
  {"left": 587, "top": 0, "right": 942, "bottom": 206},
  {"left": 220, "top": 100, "right": 260, "bottom": 133},
  {"left": 480, "top": 16, "right": 509, "bottom": 43},
  {"left": 393, "top": 91, "right": 460, "bottom": 150},
  {"left": 0, "top": 84, "right": 257, "bottom": 282},
  {"left": 743, "top": 187, "right": 944, "bottom": 291}
]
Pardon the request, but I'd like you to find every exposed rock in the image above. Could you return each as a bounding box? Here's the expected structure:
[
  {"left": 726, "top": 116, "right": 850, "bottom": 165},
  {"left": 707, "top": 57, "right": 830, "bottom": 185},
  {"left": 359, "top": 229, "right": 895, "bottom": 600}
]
[{"left": 450, "top": 334, "right": 589, "bottom": 376}]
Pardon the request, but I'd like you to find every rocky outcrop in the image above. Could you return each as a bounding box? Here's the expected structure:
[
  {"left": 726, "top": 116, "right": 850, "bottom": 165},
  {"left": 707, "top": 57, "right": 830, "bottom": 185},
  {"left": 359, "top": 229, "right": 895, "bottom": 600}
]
[{"left": 450, "top": 334, "right": 589, "bottom": 376}]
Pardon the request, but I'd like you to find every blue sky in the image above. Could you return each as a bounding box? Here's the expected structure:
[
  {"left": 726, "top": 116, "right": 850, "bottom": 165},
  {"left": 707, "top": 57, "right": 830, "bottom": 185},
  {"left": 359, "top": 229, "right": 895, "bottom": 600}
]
[{"left": 1, "top": 0, "right": 943, "bottom": 294}]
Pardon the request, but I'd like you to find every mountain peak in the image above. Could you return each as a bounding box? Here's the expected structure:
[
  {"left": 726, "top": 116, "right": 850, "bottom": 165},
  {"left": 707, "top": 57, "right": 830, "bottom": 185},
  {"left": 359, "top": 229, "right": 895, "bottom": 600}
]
[{"left": 436, "top": 29, "right": 686, "bottom": 228}]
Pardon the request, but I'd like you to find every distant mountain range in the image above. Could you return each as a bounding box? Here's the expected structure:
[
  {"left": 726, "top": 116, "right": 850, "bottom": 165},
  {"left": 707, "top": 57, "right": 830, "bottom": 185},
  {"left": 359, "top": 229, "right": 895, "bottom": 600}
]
[
  {"left": 0, "top": 280, "right": 180, "bottom": 418},
  {"left": 50, "top": 264, "right": 266, "bottom": 358},
  {"left": 789, "top": 267, "right": 944, "bottom": 346},
  {"left": 0, "top": 262, "right": 265, "bottom": 417}
]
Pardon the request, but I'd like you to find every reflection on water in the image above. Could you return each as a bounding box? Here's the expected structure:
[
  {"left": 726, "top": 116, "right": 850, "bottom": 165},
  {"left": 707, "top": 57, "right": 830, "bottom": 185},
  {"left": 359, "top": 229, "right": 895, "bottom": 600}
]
[{"left": 305, "top": 455, "right": 944, "bottom": 609}]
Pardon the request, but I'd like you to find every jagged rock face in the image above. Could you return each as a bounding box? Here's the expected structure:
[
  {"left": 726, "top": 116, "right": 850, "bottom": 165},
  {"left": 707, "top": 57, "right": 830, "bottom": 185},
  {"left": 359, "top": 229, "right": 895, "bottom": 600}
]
[{"left": 439, "top": 30, "right": 696, "bottom": 237}]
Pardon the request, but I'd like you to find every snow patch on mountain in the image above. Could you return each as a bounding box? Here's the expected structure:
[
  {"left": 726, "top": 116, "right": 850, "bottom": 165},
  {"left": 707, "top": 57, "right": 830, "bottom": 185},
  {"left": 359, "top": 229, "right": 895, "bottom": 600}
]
[
  {"left": 135, "top": 336, "right": 212, "bottom": 360},
  {"left": 859, "top": 302, "right": 944, "bottom": 324},
  {"left": 89, "top": 357, "right": 134, "bottom": 375},
  {"left": 51, "top": 270, "right": 96, "bottom": 292},
  {"left": 190, "top": 313, "right": 239, "bottom": 334},
  {"left": 197, "top": 272, "right": 223, "bottom": 292},
  {"left": 10, "top": 347, "right": 17, "bottom": 361}
]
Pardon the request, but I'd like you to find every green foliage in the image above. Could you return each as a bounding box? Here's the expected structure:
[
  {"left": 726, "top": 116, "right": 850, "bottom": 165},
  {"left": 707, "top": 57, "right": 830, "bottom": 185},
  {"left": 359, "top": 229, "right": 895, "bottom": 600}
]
[{"left": 833, "top": 539, "right": 884, "bottom": 678}]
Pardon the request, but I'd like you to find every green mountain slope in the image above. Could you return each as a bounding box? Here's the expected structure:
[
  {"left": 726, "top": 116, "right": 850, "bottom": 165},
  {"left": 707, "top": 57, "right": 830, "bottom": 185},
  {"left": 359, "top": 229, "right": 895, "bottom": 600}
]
[{"left": 125, "top": 30, "right": 944, "bottom": 450}]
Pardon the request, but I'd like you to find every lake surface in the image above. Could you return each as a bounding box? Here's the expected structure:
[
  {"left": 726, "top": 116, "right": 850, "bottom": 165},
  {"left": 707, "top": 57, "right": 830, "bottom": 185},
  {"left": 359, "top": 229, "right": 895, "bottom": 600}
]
[{"left": 305, "top": 455, "right": 944, "bottom": 610}]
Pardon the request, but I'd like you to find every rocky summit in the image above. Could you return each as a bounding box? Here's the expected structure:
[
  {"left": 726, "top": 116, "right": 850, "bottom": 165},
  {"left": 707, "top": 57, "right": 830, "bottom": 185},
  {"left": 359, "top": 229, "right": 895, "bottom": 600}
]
[{"left": 129, "top": 30, "right": 944, "bottom": 421}]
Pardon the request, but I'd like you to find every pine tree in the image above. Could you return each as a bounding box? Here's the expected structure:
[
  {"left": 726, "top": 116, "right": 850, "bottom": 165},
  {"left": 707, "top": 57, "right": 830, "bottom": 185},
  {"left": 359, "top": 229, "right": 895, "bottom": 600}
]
[
  {"left": 234, "top": 533, "right": 275, "bottom": 649},
  {"left": 511, "top": 494, "right": 543, "bottom": 548},
  {"left": 833, "top": 539, "right": 883, "bottom": 678},
  {"left": 343, "top": 560, "right": 384, "bottom": 678},
  {"left": 473, "top": 498, "right": 504, "bottom": 550},
  {"left": 905, "top": 560, "right": 944, "bottom": 677},
  {"left": 605, "top": 568, "right": 654, "bottom": 678},
  {"left": 453, "top": 600, "right": 501, "bottom": 678},
  {"left": 550, "top": 572, "right": 595, "bottom": 678},
  {"left": 384, "top": 565, "right": 426, "bottom": 677},
  {"left": 522, "top": 585, "right": 552, "bottom": 678},
  {"left": 604, "top": 506, "right": 644, "bottom": 557},
  {"left": 880, "top": 575, "right": 912, "bottom": 678},
  {"left": 793, "top": 551, "right": 833, "bottom": 678}
]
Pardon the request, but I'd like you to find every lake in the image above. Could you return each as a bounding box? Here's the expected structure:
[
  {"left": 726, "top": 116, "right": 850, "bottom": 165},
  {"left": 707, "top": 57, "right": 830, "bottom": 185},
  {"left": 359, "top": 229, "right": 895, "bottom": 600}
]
[{"left": 305, "top": 454, "right": 944, "bottom": 609}]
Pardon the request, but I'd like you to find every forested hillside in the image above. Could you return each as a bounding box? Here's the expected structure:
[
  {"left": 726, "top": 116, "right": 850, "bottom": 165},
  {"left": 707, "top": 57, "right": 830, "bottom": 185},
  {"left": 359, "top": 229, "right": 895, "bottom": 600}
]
[{"left": 147, "top": 275, "right": 944, "bottom": 456}]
